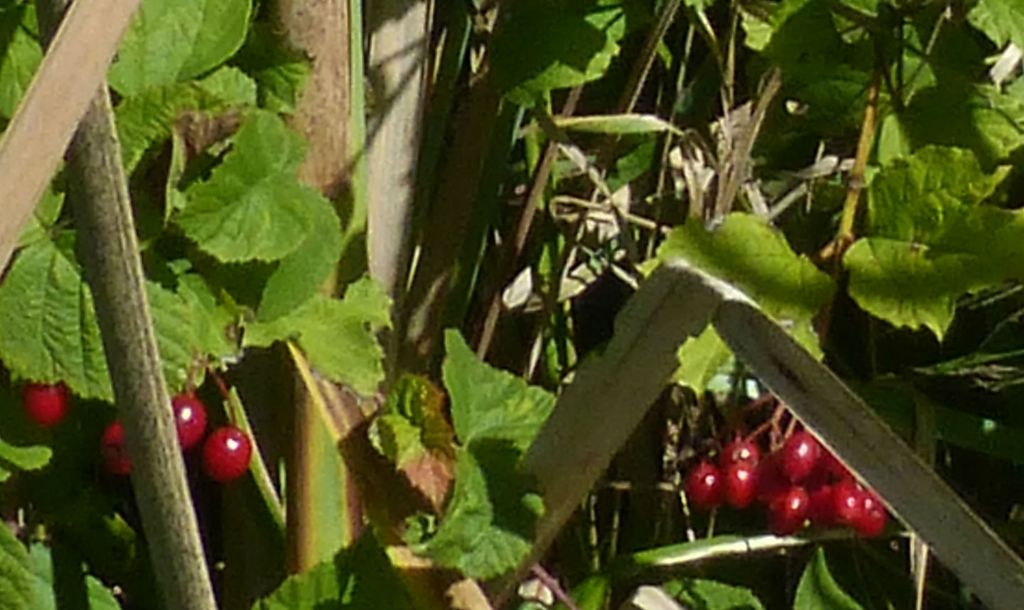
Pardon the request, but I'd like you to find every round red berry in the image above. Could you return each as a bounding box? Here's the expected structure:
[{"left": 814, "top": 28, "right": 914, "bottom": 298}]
[
  {"left": 779, "top": 430, "right": 822, "bottom": 482},
  {"left": 719, "top": 438, "right": 761, "bottom": 468},
  {"left": 684, "top": 460, "right": 723, "bottom": 510},
  {"left": 100, "top": 421, "right": 132, "bottom": 476},
  {"left": 831, "top": 479, "right": 864, "bottom": 526},
  {"left": 808, "top": 484, "right": 835, "bottom": 526},
  {"left": 819, "top": 449, "right": 850, "bottom": 481},
  {"left": 202, "top": 426, "right": 252, "bottom": 483},
  {"left": 22, "top": 382, "right": 70, "bottom": 427},
  {"left": 171, "top": 393, "right": 207, "bottom": 451},
  {"left": 755, "top": 454, "right": 789, "bottom": 505},
  {"left": 723, "top": 461, "right": 758, "bottom": 509},
  {"left": 768, "top": 485, "right": 810, "bottom": 535},
  {"left": 852, "top": 489, "right": 887, "bottom": 537}
]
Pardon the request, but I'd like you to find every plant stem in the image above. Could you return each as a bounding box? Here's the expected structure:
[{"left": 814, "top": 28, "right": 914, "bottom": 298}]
[{"left": 35, "top": 3, "right": 217, "bottom": 608}]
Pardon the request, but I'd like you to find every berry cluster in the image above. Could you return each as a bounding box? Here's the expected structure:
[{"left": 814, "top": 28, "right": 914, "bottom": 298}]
[
  {"left": 684, "top": 428, "right": 888, "bottom": 537},
  {"left": 20, "top": 381, "right": 251, "bottom": 484},
  {"left": 101, "top": 392, "right": 252, "bottom": 483}
]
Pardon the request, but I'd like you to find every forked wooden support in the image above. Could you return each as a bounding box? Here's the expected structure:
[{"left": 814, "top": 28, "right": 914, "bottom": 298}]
[{"left": 518, "top": 260, "right": 1024, "bottom": 610}]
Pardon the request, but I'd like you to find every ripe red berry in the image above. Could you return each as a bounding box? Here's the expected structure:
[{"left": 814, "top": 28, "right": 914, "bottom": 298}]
[
  {"left": 755, "top": 454, "right": 789, "bottom": 505},
  {"left": 808, "top": 484, "right": 835, "bottom": 526},
  {"left": 779, "top": 430, "right": 822, "bottom": 483},
  {"left": 171, "top": 393, "right": 208, "bottom": 451},
  {"left": 719, "top": 438, "right": 761, "bottom": 468},
  {"left": 819, "top": 449, "right": 850, "bottom": 481},
  {"left": 22, "top": 382, "right": 70, "bottom": 427},
  {"left": 684, "top": 461, "right": 723, "bottom": 510},
  {"left": 723, "top": 462, "right": 758, "bottom": 508},
  {"left": 202, "top": 426, "right": 252, "bottom": 483},
  {"left": 100, "top": 421, "right": 132, "bottom": 476},
  {"left": 852, "top": 490, "right": 887, "bottom": 537},
  {"left": 768, "top": 485, "right": 810, "bottom": 536},
  {"left": 831, "top": 479, "right": 864, "bottom": 526}
]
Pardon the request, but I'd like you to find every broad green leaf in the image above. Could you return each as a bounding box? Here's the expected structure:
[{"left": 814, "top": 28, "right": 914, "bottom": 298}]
[
  {"left": 662, "top": 578, "right": 766, "bottom": 610},
  {"left": 491, "top": 0, "right": 648, "bottom": 103},
  {"left": 26, "top": 544, "right": 121, "bottom": 610},
  {"left": 415, "top": 441, "right": 542, "bottom": 579},
  {"left": 900, "top": 82, "right": 1024, "bottom": 165},
  {"left": 175, "top": 273, "right": 239, "bottom": 365},
  {"left": 0, "top": 3, "right": 40, "bottom": 119},
  {"left": 244, "top": 278, "right": 391, "bottom": 395},
  {"left": 176, "top": 111, "right": 326, "bottom": 263},
  {"left": 371, "top": 374, "right": 455, "bottom": 466},
  {"left": 794, "top": 548, "right": 864, "bottom": 610},
  {"left": 232, "top": 23, "right": 311, "bottom": 114},
  {"left": 657, "top": 213, "right": 834, "bottom": 391},
  {"left": 969, "top": 0, "right": 1024, "bottom": 48},
  {"left": 109, "top": 0, "right": 252, "bottom": 95},
  {"left": 258, "top": 197, "right": 342, "bottom": 321},
  {"left": 116, "top": 66, "right": 257, "bottom": 174},
  {"left": 0, "top": 525, "right": 39, "bottom": 609},
  {"left": 0, "top": 239, "right": 113, "bottom": 401},
  {"left": 252, "top": 532, "right": 413, "bottom": 609},
  {"left": 147, "top": 281, "right": 201, "bottom": 393},
  {"left": 553, "top": 114, "right": 683, "bottom": 135},
  {"left": 671, "top": 326, "right": 732, "bottom": 395},
  {"left": 16, "top": 187, "right": 63, "bottom": 249},
  {"left": 371, "top": 413, "right": 428, "bottom": 467},
  {"left": 442, "top": 330, "right": 555, "bottom": 451},
  {"left": 844, "top": 146, "right": 1018, "bottom": 338}
]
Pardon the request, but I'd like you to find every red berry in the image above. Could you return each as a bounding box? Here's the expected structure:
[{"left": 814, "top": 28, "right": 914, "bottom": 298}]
[
  {"left": 22, "top": 382, "right": 70, "bottom": 427},
  {"left": 100, "top": 421, "right": 132, "bottom": 476},
  {"left": 723, "top": 462, "right": 758, "bottom": 508},
  {"left": 719, "top": 438, "right": 761, "bottom": 468},
  {"left": 831, "top": 479, "right": 864, "bottom": 526},
  {"left": 768, "top": 485, "right": 810, "bottom": 535},
  {"left": 755, "top": 454, "right": 789, "bottom": 505},
  {"left": 852, "top": 490, "right": 887, "bottom": 537},
  {"left": 171, "top": 393, "right": 207, "bottom": 451},
  {"left": 684, "top": 461, "right": 723, "bottom": 510},
  {"left": 779, "top": 430, "right": 822, "bottom": 482},
  {"left": 819, "top": 449, "right": 850, "bottom": 481},
  {"left": 808, "top": 484, "right": 835, "bottom": 526},
  {"left": 202, "top": 426, "right": 252, "bottom": 483}
]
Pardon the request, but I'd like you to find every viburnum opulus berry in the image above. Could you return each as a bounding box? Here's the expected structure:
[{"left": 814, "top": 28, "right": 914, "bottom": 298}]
[
  {"left": 202, "top": 426, "right": 252, "bottom": 483},
  {"left": 22, "top": 382, "right": 70, "bottom": 427},
  {"left": 100, "top": 421, "right": 132, "bottom": 476},
  {"left": 779, "top": 430, "right": 822, "bottom": 483},
  {"left": 684, "top": 460, "right": 723, "bottom": 510},
  {"left": 171, "top": 393, "right": 208, "bottom": 451}
]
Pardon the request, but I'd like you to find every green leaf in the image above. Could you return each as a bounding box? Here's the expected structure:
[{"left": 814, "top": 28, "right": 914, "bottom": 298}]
[
  {"left": 900, "top": 82, "right": 1024, "bottom": 166},
  {"left": 969, "top": 0, "right": 1024, "bottom": 48},
  {"left": 16, "top": 187, "right": 63, "bottom": 249},
  {"left": 0, "top": 239, "right": 113, "bottom": 401},
  {"left": 109, "top": 0, "right": 253, "bottom": 96},
  {"left": 252, "top": 532, "right": 413, "bottom": 609},
  {"left": 176, "top": 111, "right": 326, "bottom": 263},
  {"left": 491, "top": 0, "right": 647, "bottom": 103},
  {"left": 662, "top": 578, "right": 766, "bottom": 610},
  {"left": 844, "top": 146, "right": 1018, "bottom": 338},
  {"left": 258, "top": 197, "right": 342, "bottom": 321},
  {"left": 0, "top": 525, "right": 40, "bottom": 609},
  {"left": 26, "top": 544, "right": 121, "bottom": 610},
  {"left": 657, "top": 213, "right": 834, "bottom": 391},
  {"left": 232, "top": 23, "right": 311, "bottom": 114},
  {"left": 415, "top": 440, "right": 542, "bottom": 579},
  {"left": 671, "top": 326, "right": 733, "bottom": 395},
  {"left": 116, "top": 66, "right": 257, "bottom": 173},
  {"left": 794, "top": 548, "right": 864, "bottom": 610},
  {"left": 175, "top": 272, "right": 240, "bottom": 365},
  {"left": 552, "top": 114, "right": 683, "bottom": 135},
  {"left": 147, "top": 281, "right": 201, "bottom": 393},
  {"left": 0, "top": 3, "right": 41, "bottom": 119},
  {"left": 442, "top": 330, "right": 555, "bottom": 450},
  {"left": 243, "top": 278, "right": 391, "bottom": 395}
]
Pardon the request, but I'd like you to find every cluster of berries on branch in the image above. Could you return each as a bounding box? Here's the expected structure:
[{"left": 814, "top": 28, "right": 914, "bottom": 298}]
[
  {"left": 684, "top": 416, "right": 888, "bottom": 538},
  {"left": 21, "top": 381, "right": 251, "bottom": 483}
]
